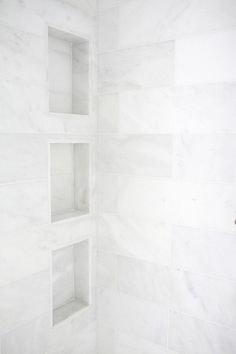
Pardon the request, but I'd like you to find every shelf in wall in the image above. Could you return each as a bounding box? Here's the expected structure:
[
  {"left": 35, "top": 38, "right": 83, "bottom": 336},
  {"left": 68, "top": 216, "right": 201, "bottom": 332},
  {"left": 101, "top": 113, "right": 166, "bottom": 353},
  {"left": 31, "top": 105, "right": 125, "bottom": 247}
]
[
  {"left": 49, "top": 142, "right": 90, "bottom": 223},
  {"left": 52, "top": 239, "right": 90, "bottom": 326},
  {"left": 48, "top": 26, "right": 89, "bottom": 116}
]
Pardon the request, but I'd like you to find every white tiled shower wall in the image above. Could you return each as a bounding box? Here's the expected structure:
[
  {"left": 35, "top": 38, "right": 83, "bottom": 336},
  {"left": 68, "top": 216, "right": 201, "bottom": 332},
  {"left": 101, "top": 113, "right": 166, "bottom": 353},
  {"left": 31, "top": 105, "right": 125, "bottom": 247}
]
[
  {"left": 1, "top": 0, "right": 236, "bottom": 353},
  {"left": 0, "top": 0, "right": 97, "bottom": 353},
  {"left": 97, "top": 0, "right": 236, "bottom": 354}
]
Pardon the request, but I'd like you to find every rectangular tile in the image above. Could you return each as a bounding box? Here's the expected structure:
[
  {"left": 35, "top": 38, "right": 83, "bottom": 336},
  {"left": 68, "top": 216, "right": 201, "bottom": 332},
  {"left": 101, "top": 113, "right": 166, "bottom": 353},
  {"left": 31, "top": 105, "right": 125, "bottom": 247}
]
[
  {"left": 171, "top": 181, "right": 236, "bottom": 234},
  {"left": 171, "top": 270, "right": 236, "bottom": 327},
  {"left": 0, "top": 79, "right": 45, "bottom": 134},
  {"left": 98, "top": 83, "right": 236, "bottom": 134},
  {"left": 117, "top": 255, "right": 170, "bottom": 305},
  {"left": 98, "top": 173, "right": 172, "bottom": 223},
  {"left": 175, "top": 29, "right": 236, "bottom": 85},
  {"left": 0, "top": 135, "right": 48, "bottom": 183},
  {"left": 0, "top": 24, "right": 46, "bottom": 84},
  {"left": 174, "top": 134, "right": 236, "bottom": 183},
  {"left": 98, "top": 214, "right": 171, "bottom": 266},
  {"left": 0, "top": 271, "right": 50, "bottom": 335},
  {"left": 115, "top": 293, "right": 168, "bottom": 347},
  {"left": 118, "top": 0, "right": 236, "bottom": 46},
  {"left": 1, "top": 314, "right": 50, "bottom": 354},
  {"left": 0, "top": 181, "right": 48, "bottom": 234},
  {"left": 98, "top": 134, "right": 173, "bottom": 177},
  {"left": 169, "top": 311, "right": 236, "bottom": 354},
  {"left": 172, "top": 226, "right": 236, "bottom": 281},
  {"left": 99, "top": 41, "right": 174, "bottom": 93}
]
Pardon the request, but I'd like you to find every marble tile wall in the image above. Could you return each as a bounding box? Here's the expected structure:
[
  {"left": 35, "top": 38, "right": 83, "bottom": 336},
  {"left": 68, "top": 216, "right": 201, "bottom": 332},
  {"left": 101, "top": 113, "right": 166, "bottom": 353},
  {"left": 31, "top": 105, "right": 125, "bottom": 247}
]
[
  {"left": 97, "top": 1, "right": 236, "bottom": 353},
  {"left": 0, "top": 0, "right": 97, "bottom": 353}
]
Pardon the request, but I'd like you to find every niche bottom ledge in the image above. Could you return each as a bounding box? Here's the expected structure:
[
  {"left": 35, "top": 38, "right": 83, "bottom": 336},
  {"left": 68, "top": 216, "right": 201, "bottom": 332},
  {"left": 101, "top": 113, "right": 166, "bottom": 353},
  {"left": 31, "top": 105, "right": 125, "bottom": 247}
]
[
  {"left": 52, "top": 209, "right": 89, "bottom": 223},
  {"left": 53, "top": 299, "right": 89, "bottom": 325}
]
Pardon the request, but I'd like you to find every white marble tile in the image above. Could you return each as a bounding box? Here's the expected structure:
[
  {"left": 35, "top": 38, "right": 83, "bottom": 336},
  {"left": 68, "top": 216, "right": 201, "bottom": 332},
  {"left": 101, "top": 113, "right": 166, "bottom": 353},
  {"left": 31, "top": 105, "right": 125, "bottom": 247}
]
[
  {"left": 98, "top": 214, "right": 171, "bottom": 266},
  {"left": 117, "top": 256, "right": 170, "bottom": 305},
  {"left": 1, "top": 314, "right": 50, "bottom": 354},
  {"left": 0, "top": 0, "right": 45, "bottom": 35},
  {"left": 97, "top": 290, "right": 168, "bottom": 349},
  {"left": 99, "top": 83, "right": 236, "bottom": 134},
  {"left": 169, "top": 311, "right": 236, "bottom": 354},
  {"left": 115, "top": 293, "right": 168, "bottom": 347},
  {"left": 97, "top": 289, "right": 117, "bottom": 328},
  {"left": 0, "top": 181, "right": 48, "bottom": 234},
  {"left": 0, "top": 271, "right": 50, "bottom": 335},
  {"left": 175, "top": 29, "right": 236, "bottom": 85},
  {"left": 98, "top": 173, "right": 172, "bottom": 223},
  {"left": 100, "top": 174, "right": 236, "bottom": 233},
  {"left": 0, "top": 135, "right": 48, "bottom": 183},
  {"left": 115, "top": 332, "right": 169, "bottom": 354},
  {"left": 27, "top": 0, "right": 96, "bottom": 38},
  {"left": 0, "top": 225, "right": 50, "bottom": 287},
  {"left": 0, "top": 24, "right": 46, "bottom": 85},
  {"left": 174, "top": 134, "right": 236, "bottom": 183},
  {"left": 170, "top": 181, "right": 236, "bottom": 234},
  {"left": 98, "top": 134, "right": 173, "bottom": 177},
  {"left": 97, "top": 251, "right": 117, "bottom": 291},
  {"left": 99, "top": 41, "right": 174, "bottom": 93},
  {"left": 98, "top": 93, "right": 119, "bottom": 133},
  {"left": 97, "top": 324, "right": 115, "bottom": 354},
  {"left": 99, "top": 0, "right": 118, "bottom": 10},
  {"left": 118, "top": 0, "right": 183, "bottom": 47},
  {"left": 171, "top": 270, "right": 236, "bottom": 327},
  {"left": 118, "top": 88, "right": 174, "bottom": 134},
  {"left": 172, "top": 226, "right": 236, "bottom": 281},
  {"left": 173, "top": 83, "right": 236, "bottom": 134},
  {"left": 98, "top": 7, "right": 119, "bottom": 53},
  {"left": 0, "top": 79, "right": 46, "bottom": 134},
  {"left": 118, "top": 0, "right": 236, "bottom": 47}
]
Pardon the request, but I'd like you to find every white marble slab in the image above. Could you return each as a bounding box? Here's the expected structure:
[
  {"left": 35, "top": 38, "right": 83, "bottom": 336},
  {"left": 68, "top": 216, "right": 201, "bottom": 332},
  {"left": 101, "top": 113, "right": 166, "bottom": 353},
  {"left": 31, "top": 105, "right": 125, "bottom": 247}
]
[
  {"left": 118, "top": 0, "right": 236, "bottom": 48},
  {"left": 0, "top": 24, "right": 46, "bottom": 85},
  {"left": 171, "top": 270, "right": 236, "bottom": 327},
  {"left": 99, "top": 41, "right": 174, "bottom": 93},
  {"left": 98, "top": 134, "right": 172, "bottom": 177},
  {"left": 98, "top": 214, "right": 171, "bottom": 266},
  {"left": 172, "top": 226, "right": 236, "bottom": 281},
  {"left": 97, "top": 251, "right": 117, "bottom": 291},
  {"left": 170, "top": 181, "right": 236, "bottom": 234},
  {"left": 98, "top": 7, "right": 119, "bottom": 53},
  {"left": 175, "top": 29, "right": 236, "bottom": 85},
  {"left": 0, "top": 79, "right": 46, "bottom": 134},
  {"left": 0, "top": 181, "right": 48, "bottom": 234},
  {"left": 1, "top": 314, "right": 50, "bottom": 354},
  {"left": 117, "top": 256, "right": 170, "bottom": 305},
  {"left": 0, "top": 135, "right": 48, "bottom": 183},
  {"left": 99, "top": 0, "right": 118, "bottom": 10},
  {"left": 0, "top": 271, "right": 50, "bottom": 335},
  {"left": 169, "top": 311, "right": 236, "bottom": 354},
  {"left": 174, "top": 134, "right": 236, "bottom": 183},
  {"left": 98, "top": 173, "right": 172, "bottom": 223},
  {"left": 115, "top": 293, "right": 168, "bottom": 347},
  {"left": 98, "top": 83, "right": 236, "bottom": 134}
]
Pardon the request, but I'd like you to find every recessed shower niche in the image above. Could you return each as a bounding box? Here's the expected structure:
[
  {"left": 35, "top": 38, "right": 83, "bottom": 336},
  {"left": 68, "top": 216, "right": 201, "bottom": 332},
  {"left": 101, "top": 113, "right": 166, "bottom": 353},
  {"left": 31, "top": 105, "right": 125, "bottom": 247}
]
[
  {"left": 50, "top": 142, "right": 90, "bottom": 222},
  {"left": 48, "top": 27, "right": 89, "bottom": 115},
  {"left": 52, "top": 239, "right": 90, "bottom": 325}
]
